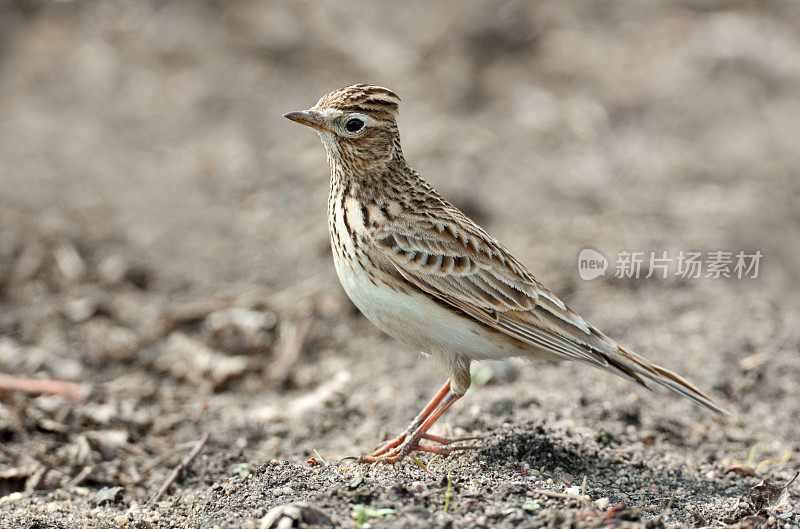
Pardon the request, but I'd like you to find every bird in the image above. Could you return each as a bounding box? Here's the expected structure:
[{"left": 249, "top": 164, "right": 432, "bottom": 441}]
[{"left": 284, "top": 84, "right": 727, "bottom": 464}]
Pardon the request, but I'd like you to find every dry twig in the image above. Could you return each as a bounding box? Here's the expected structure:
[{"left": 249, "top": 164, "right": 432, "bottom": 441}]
[
  {"left": 160, "top": 299, "right": 230, "bottom": 335},
  {"left": 25, "top": 465, "right": 47, "bottom": 492},
  {"left": 145, "top": 431, "right": 210, "bottom": 508},
  {"left": 0, "top": 373, "right": 86, "bottom": 401},
  {"left": 0, "top": 443, "right": 17, "bottom": 460},
  {"left": 66, "top": 466, "right": 93, "bottom": 488},
  {"left": 530, "top": 488, "right": 591, "bottom": 503},
  {"left": 268, "top": 318, "right": 311, "bottom": 388},
  {"left": 141, "top": 441, "right": 198, "bottom": 473}
]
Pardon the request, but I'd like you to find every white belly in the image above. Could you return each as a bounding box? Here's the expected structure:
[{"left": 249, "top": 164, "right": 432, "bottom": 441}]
[
  {"left": 328, "top": 188, "right": 525, "bottom": 365},
  {"left": 333, "top": 258, "right": 521, "bottom": 362}
]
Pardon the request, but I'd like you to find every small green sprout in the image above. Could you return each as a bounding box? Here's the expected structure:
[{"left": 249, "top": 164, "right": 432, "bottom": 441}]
[
  {"left": 747, "top": 442, "right": 760, "bottom": 467},
  {"left": 443, "top": 474, "right": 453, "bottom": 512},
  {"left": 353, "top": 505, "right": 395, "bottom": 524},
  {"left": 235, "top": 462, "right": 252, "bottom": 478},
  {"left": 523, "top": 499, "right": 541, "bottom": 512},
  {"left": 0, "top": 492, "right": 22, "bottom": 505},
  {"left": 726, "top": 443, "right": 793, "bottom": 476}
]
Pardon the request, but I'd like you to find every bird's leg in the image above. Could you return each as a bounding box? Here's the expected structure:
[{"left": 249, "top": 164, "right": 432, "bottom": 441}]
[
  {"left": 359, "top": 388, "right": 472, "bottom": 464},
  {"left": 370, "top": 379, "right": 452, "bottom": 457}
]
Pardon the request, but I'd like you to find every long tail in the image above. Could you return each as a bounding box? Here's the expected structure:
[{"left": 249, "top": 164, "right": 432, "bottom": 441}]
[{"left": 610, "top": 346, "right": 730, "bottom": 416}]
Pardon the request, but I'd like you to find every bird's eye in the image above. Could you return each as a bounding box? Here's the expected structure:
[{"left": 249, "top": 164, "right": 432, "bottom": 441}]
[{"left": 345, "top": 118, "right": 364, "bottom": 133}]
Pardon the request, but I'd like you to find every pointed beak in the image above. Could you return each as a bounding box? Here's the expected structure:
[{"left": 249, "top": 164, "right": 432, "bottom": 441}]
[{"left": 283, "top": 109, "right": 333, "bottom": 133}]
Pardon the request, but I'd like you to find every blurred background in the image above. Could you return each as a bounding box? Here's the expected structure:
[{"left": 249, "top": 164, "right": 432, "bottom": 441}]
[{"left": 0, "top": 0, "right": 798, "bottom": 525}]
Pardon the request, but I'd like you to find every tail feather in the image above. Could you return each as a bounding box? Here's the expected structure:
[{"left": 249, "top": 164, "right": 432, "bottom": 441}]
[{"left": 615, "top": 347, "right": 729, "bottom": 416}]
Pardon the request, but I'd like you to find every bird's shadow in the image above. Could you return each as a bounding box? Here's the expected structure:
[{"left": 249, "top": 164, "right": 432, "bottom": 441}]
[{"left": 479, "top": 430, "right": 593, "bottom": 476}]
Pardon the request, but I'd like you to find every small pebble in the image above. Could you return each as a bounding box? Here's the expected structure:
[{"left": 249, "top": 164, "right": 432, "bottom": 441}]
[{"left": 91, "top": 486, "right": 123, "bottom": 506}]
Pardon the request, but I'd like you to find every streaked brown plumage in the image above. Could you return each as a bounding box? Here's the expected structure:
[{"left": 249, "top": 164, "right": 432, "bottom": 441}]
[{"left": 285, "top": 84, "right": 727, "bottom": 464}]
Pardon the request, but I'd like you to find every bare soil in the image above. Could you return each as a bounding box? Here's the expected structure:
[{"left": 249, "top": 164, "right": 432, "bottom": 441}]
[{"left": 1, "top": 1, "right": 799, "bottom": 528}]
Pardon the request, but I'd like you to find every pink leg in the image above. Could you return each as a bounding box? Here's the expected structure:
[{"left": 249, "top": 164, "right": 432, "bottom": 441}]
[
  {"left": 370, "top": 379, "right": 452, "bottom": 457},
  {"left": 359, "top": 388, "right": 474, "bottom": 464}
]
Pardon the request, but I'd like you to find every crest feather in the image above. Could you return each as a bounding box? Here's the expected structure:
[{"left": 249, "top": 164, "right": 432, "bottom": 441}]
[{"left": 316, "top": 84, "right": 400, "bottom": 116}]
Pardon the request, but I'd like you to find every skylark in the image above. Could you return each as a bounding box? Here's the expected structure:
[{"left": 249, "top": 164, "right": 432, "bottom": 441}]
[{"left": 285, "top": 84, "right": 727, "bottom": 464}]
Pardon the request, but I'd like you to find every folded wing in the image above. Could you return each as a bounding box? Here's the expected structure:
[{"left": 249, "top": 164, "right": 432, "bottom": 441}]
[{"left": 370, "top": 211, "right": 727, "bottom": 415}]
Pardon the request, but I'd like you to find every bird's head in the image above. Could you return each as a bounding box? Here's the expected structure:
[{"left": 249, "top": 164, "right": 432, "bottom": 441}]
[{"left": 284, "top": 84, "right": 402, "bottom": 170}]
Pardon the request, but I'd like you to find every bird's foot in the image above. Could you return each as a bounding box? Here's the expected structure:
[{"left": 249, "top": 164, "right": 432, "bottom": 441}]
[
  {"left": 359, "top": 433, "right": 478, "bottom": 464},
  {"left": 370, "top": 432, "right": 480, "bottom": 457}
]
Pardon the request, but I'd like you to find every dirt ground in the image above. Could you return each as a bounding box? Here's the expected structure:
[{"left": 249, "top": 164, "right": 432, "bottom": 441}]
[{"left": 1, "top": 1, "right": 799, "bottom": 528}]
